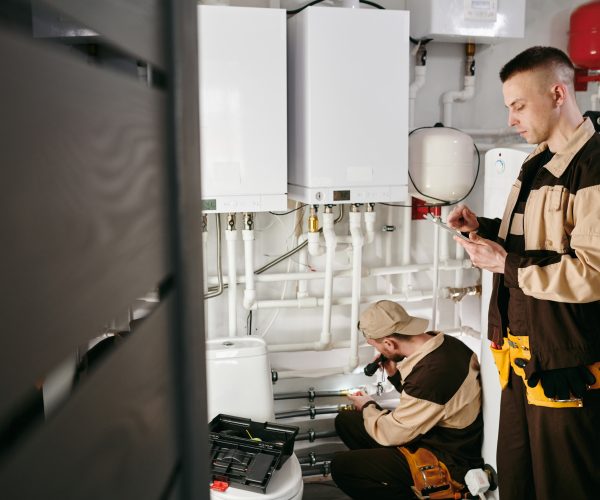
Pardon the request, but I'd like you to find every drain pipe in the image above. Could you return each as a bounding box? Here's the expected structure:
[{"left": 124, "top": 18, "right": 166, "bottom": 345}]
[
  {"left": 442, "top": 43, "right": 476, "bottom": 127},
  {"left": 409, "top": 43, "right": 427, "bottom": 130},
  {"left": 320, "top": 206, "right": 337, "bottom": 350},
  {"left": 347, "top": 204, "right": 364, "bottom": 372},
  {"left": 226, "top": 213, "right": 238, "bottom": 336},
  {"left": 242, "top": 213, "right": 256, "bottom": 310}
]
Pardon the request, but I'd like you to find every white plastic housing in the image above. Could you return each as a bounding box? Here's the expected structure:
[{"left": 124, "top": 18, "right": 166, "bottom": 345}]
[
  {"left": 198, "top": 5, "right": 287, "bottom": 213},
  {"left": 287, "top": 7, "right": 409, "bottom": 204},
  {"left": 206, "top": 337, "right": 275, "bottom": 422},
  {"left": 480, "top": 146, "right": 532, "bottom": 473},
  {"left": 409, "top": 127, "right": 475, "bottom": 203},
  {"left": 406, "top": 0, "right": 525, "bottom": 43}
]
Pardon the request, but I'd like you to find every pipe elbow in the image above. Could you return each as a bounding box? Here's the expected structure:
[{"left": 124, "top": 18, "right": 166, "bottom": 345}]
[{"left": 307, "top": 232, "right": 323, "bottom": 256}]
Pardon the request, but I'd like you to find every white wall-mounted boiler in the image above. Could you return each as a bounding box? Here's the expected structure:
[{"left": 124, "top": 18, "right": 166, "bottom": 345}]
[
  {"left": 406, "top": 0, "right": 525, "bottom": 43},
  {"left": 287, "top": 7, "right": 409, "bottom": 205},
  {"left": 198, "top": 5, "right": 287, "bottom": 213}
]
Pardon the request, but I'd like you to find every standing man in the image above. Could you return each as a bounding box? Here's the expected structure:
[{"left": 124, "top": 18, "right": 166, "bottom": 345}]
[
  {"left": 448, "top": 46, "right": 600, "bottom": 499},
  {"left": 331, "top": 300, "right": 483, "bottom": 500}
]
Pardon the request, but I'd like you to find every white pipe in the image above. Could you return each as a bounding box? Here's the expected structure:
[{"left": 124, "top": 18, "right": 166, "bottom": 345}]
[
  {"left": 348, "top": 211, "right": 364, "bottom": 372},
  {"left": 384, "top": 206, "right": 394, "bottom": 293},
  {"left": 307, "top": 231, "right": 323, "bottom": 256},
  {"left": 440, "top": 206, "right": 451, "bottom": 263},
  {"left": 296, "top": 234, "right": 309, "bottom": 299},
  {"left": 442, "top": 75, "right": 475, "bottom": 128},
  {"left": 276, "top": 367, "right": 350, "bottom": 379},
  {"left": 320, "top": 212, "right": 337, "bottom": 350},
  {"left": 400, "top": 207, "right": 413, "bottom": 293},
  {"left": 409, "top": 65, "right": 427, "bottom": 130},
  {"left": 252, "top": 290, "right": 435, "bottom": 310},
  {"left": 454, "top": 243, "right": 465, "bottom": 328},
  {"left": 266, "top": 293, "right": 436, "bottom": 354},
  {"left": 431, "top": 220, "right": 441, "bottom": 330},
  {"left": 460, "top": 127, "right": 517, "bottom": 137},
  {"left": 242, "top": 229, "right": 256, "bottom": 309},
  {"left": 226, "top": 228, "right": 238, "bottom": 337},
  {"left": 268, "top": 339, "right": 363, "bottom": 354},
  {"left": 208, "top": 260, "right": 472, "bottom": 285},
  {"left": 343, "top": 0, "right": 360, "bottom": 7},
  {"left": 592, "top": 84, "right": 600, "bottom": 112},
  {"left": 202, "top": 231, "right": 209, "bottom": 294},
  {"left": 364, "top": 209, "right": 376, "bottom": 244}
]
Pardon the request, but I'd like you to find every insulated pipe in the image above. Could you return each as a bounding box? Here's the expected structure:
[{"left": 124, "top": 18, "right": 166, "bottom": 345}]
[
  {"left": 225, "top": 214, "right": 238, "bottom": 337},
  {"left": 384, "top": 206, "right": 394, "bottom": 293},
  {"left": 296, "top": 234, "right": 309, "bottom": 299},
  {"left": 259, "top": 290, "right": 435, "bottom": 316},
  {"left": 207, "top": 260, "right": 472, "bottom": 285},
  {"left": 439, "top": 206, "right": 451, "bottom": 263},
  {"left": 242, "top": 213, "right": 256, "bottom": 310},
  {"left": 442, "top": 75, "right": 475, "bottom": 127},
  {"left": 453, "top": 243, "right": 466, "bottom": 328},
  {"left": 400, "top": 207, "right": 413, "bottom": 293},
  {"left": 307, "top": 205, "right": 322, "bottom": 256},
  {"left": 320, "top": 208, "right": 337, "bottom": 350},
  {"left": 431, "top": 216, "right": 441, "bottom": 330},
  {"left": 348, "top": 207, "right": 364, "bottom": 372},
  {"left": 442, "top": 43, "right": 476, "bottom": 127},
  {"left": 409, "top": 44, "right": 427, "bottom": 130},
  {"left": 364, "top": 203, "right": 376, "bottom": 244}
]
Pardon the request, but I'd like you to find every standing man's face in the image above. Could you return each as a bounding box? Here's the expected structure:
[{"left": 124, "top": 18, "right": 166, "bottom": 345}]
[{"left": 502, "top": 70, "right": 560, "bottom": 146}]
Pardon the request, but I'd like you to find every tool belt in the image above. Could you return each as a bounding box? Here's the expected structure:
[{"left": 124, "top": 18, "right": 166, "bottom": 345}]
[
  {"left": 490, "top": 331, "right": 600, "bottom": 408},
  {"left": 398, "top": 447, "right": 465, "bottom": 500}
]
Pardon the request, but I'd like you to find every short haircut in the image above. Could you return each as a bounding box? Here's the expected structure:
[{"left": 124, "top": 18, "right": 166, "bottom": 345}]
[{"left": 499, "top": 46, "right": 575, "bottom": 87}]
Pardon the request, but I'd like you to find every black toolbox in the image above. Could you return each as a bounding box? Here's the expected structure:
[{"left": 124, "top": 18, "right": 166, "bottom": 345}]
[{"left": 209, "top": 414, "right": 299, "bottom": 494}]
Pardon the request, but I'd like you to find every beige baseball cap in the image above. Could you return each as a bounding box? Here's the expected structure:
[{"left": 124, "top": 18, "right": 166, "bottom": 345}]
[{"left": 358, "top": 300, "right": 429, "bottom": 340}]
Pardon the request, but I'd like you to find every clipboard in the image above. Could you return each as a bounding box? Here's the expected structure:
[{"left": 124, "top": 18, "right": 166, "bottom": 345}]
[{"left": 423, "top": 213, "right": 470, "bottom": 241}]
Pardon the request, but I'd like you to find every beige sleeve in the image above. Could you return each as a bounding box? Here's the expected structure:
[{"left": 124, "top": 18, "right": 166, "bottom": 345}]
[
  {"left": 362, "top": 393, "right": 445, "bottom": 446},
  {"left": 519, "top": 185, "right": 600, "bottom": 303}
]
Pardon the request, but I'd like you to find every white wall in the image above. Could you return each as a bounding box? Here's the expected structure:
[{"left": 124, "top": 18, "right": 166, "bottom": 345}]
[{"left": 200, "top": 0, "right": 596, "bottom": 495}]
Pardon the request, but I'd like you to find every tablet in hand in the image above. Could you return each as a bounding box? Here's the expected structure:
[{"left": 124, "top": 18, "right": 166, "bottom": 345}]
[{"left": 423, "top": 213, "right": 470, "bottom": 241}]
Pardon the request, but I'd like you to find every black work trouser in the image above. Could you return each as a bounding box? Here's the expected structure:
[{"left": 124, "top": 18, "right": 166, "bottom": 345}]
[
  {"left": 497, "top": 369, "right": 600, "bottom": 499},
  {"left": 330, "top": 410, "right": 416, "bottom": 500}
]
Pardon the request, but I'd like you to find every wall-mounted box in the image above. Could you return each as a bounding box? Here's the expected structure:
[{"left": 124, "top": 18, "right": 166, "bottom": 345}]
[
  {"left": 406, "top": 0, "right": 525, "bottom": 43},
  {"left": 198, "top": 5, "right": 287, "bottom": 213},
  {"left": 287, "top": 7, "right": 409, "bottom": 205}
]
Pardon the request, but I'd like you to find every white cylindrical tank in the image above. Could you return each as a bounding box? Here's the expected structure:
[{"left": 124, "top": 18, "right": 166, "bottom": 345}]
[
  {"left": 409, "top": 127, "right": 475, "bottom": 203},
  {"left": 206, "top": 337, "right": 275, "bottom": 422},
  {"left": 206, "top": 337, "right": 304, "bottom": 500}
]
